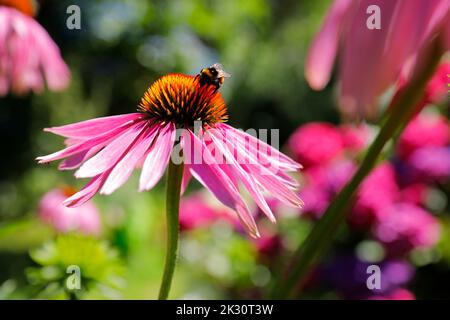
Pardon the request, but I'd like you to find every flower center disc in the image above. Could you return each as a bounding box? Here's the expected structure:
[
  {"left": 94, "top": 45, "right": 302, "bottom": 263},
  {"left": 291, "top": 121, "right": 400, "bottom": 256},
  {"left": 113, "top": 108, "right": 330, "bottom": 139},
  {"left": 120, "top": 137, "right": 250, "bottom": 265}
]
[{"left": 138, "top": 73, "right": 228, "bottom": 127}]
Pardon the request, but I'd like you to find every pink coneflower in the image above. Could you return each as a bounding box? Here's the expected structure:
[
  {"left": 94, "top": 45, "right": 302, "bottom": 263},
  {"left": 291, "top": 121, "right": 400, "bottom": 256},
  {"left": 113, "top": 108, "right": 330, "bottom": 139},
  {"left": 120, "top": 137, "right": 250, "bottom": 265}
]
[
  {"left": 37, "top": 73, "right": 303, "bottom": 238},
  {"left": 38, "top": 187, "right": 101, "bottom": 235},
  {"left": 305, "top": 0, "right": 450, "bottom": 117},
  {"left": 0, "top": 0, "right": 70, "bottom": 96}
]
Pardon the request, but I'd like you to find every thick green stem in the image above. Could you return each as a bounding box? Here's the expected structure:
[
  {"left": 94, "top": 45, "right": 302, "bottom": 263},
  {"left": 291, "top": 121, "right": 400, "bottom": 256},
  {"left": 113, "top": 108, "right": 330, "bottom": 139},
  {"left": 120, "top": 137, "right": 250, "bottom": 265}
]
[
  {"left": 272, "top": 41, "right": 442, "bottom": 299},
  {"left": 158, "top": 160, "right": 184, "bottom": 300}
]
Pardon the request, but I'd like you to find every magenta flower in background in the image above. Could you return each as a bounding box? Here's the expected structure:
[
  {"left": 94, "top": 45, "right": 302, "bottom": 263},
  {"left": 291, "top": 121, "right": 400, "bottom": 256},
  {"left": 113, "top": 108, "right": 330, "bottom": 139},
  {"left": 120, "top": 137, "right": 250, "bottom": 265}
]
[
  {"left": 397, "top": 112, "right": 449, "bottom": 159},
  {"left": 38, "top": 187, "right": 101, "bottom": 235},
  {"left": 373, "top": 203, "right": 440, "bottom": 255},
  {"left": 350, "top": 163, "right": 399, "bottom": 230},
  {"left": 37, "top": 73, "right": 303, "bottom": 238},
  {"left": 0, "top": 4, "right": 70, "bottom": 96},
  {"left": 339, "top": 124, "right": 373, "bottom": 153},
  {"left": 305, "top": 0, "right": 450, "bottom": 117},
  {"left": 396, "top": 62, "right": 450, "bottom": 114},
  {"left": 300, "top": 159, "right": 356, "bottom": 219},
  {"left": 288, "top": 122, "right": 344, "bottom": 168},
  {"left": 399, "top": 183, "right": 429, "bottom": 206}
]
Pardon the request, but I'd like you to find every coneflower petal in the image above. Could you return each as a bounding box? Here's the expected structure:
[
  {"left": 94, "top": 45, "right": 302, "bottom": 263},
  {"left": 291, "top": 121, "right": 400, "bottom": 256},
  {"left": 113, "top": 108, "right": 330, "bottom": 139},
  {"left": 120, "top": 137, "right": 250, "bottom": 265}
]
[
  {"left": 101, "top": 124, "right": 156, "bottom": 195},
  {"left": 139, "top": 123, "right": 176, "bottom": 191},
  {"left": 75, "top": 122, "right": 150, "bottom": 178},
  {"left": 244, "top": 164, "right": 304, "bottom": 208},
  {"left": 185, "top": 130, "right": 259, "bottom": 237},
  {"left": 58, "top": 146, "right": 103, "bottom": 171},
  {"left": 44, "top": 113, "right": 143, "bottom": 139},
  {"left": 208, "top": 129, "right": 276, "bottom": 223},
  {"left": 219, "top": 124, "right": 302, "bottom": 171},
  {"left": 63, "top": 174, "right": 107, "bottom": 207},
  {"left": 36, "top": 119, "right": 138, "bottom": 164}
]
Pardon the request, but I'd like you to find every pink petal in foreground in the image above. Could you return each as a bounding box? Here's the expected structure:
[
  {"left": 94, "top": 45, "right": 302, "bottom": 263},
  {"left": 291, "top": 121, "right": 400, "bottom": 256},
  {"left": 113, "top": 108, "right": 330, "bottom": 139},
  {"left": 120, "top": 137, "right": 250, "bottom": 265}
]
[
  {"left": 139, "top": 123, "right": 176, "bottom": 191},
  {"left": 185, "top": 130, "right": 259, "bottom": 238},
  {"left": 75, "top": 122, "right": 150, "bottom": 178},
  {"left": 100, "top": 124, "right": 156, "bottom": 195},
  {"left": 305, "top": 0, "right": 353, "bottom": 90},
  {"left": 44, "top": 113, "right": 143, "bottom": 139},
  {"left": 63, "top": 174, "right": 107, "bottom": 207},
  {"left": 208, "top": 129, "right": 276, "bottom": 223},
  {"left": 219, "top": 124, "right": 301, "bottom": 170},
  {"left": 36, "top": 119, "right": 139, "bottom": 164},
  {"left": 58, "top": 146, "right": 103, "bottom": 170}
]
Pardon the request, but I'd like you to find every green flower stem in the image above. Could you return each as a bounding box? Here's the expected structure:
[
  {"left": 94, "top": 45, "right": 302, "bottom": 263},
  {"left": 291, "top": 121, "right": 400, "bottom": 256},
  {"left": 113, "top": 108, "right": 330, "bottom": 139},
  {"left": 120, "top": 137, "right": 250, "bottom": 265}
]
[
  {"left": 158, "top": 160, "right": 184, "bottom": 300},
  {"left": 272, "top": 41, "right": 442, "bottom": 299}
]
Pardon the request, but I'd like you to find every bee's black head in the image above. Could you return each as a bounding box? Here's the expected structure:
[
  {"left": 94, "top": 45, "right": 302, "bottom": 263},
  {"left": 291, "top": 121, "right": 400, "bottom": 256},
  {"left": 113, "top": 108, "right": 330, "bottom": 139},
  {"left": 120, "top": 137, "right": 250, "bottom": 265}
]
[{"left": 209, "top": 67, "right": 219, "bottom": 76}]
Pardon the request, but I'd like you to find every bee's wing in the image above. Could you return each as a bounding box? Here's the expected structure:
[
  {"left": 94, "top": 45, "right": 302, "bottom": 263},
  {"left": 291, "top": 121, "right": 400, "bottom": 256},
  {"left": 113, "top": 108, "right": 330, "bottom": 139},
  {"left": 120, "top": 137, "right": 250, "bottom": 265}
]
[{"left": 212, "top": 63, "right": 231, "bottom": 78}]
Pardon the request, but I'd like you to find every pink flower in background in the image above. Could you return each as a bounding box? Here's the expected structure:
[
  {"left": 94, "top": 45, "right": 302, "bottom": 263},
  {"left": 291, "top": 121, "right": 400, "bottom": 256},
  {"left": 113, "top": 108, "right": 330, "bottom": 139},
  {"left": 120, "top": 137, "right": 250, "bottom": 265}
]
[
  {"left": 0, "top": 4, "right": 70, "bottom": 96},
  {"left": 397, "top": 112, "right": 449, "bottom": 159},
  {"left": 305, "top": 0, "right": 450, "bottom": 117},
  {"left": 399, "top": 183, "right": 429, "bottom": 206},
  {"left": 179, "top": 192, "right": 238, "bottom": 231},
  {"left": 38, "top": 187, "right": 101, "bottom": 235},
  {"left": 300, "top": 160, "right": 356, "bottom": 219},
  {"left": 339, "top": 124, "right": 372, "bottom": 153},
  {"left": 37, "top": 74, "right": 303, "bottom": 238},
  {"left": 373, "top": 203, "right": 440, "bottom": 255},
  {"left": 350, "top": 163, "right": 399, "bottom": 230},
  {"left": 288, "top": 122, "right": 344, "bottom": 168}
]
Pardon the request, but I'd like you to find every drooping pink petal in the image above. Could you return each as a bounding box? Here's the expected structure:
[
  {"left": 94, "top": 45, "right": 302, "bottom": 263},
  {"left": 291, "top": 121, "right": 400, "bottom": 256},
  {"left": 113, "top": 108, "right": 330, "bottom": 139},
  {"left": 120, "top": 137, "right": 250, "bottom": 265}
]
[
  {"left": 0, "top": 7, "right": 71, "bottom": 96},
  {"left": 139, "top": 123, "right": 176, "bottom": 191},
  {"left": 63, "top": 174, "right": 107, "bottom": 207},
  {"left": 244, "top": 163, "right": 304, "bottom": 208},
  {"left": 219, "top": 123, "right": 301, "bottom": 171},
  {"left": 305, "top": 0, "right": 353, "bottom": 90},
  {"left": 31, "top": 16, "right": 71, "bottom": 91},
  {"left": 208, "top": 129, "right": 276, "bottom": 223},
  {"left": 44, "top": 113, "right": 144, "bottom": 138},
  {"left": 185, "top": 129, "right": 259, "bottom": 237}
]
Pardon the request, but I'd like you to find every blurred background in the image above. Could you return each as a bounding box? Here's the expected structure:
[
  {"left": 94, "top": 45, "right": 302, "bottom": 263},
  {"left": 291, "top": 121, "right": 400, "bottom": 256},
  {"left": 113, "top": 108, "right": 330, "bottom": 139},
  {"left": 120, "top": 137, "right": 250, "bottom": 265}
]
[{"left": 0, "top": 0, "right": 448, "bottom": 299}]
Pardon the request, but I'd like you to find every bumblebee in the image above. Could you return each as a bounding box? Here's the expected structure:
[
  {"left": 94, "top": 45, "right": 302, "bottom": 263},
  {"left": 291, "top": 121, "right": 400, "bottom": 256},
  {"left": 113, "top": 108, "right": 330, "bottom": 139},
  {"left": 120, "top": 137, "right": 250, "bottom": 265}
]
[{"left": 196, "top": 63, "right": 231, "bottom": 92}]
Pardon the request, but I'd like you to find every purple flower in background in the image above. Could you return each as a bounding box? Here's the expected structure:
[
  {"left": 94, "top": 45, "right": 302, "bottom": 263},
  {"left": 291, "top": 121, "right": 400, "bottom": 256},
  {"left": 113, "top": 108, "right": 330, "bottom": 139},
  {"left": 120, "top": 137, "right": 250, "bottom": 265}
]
[
  {"left": 325, "top": 254, "right": 414, "bottom": 299},
  {"left": 38, "top": 187, "right": 101, "bottom": 235},
  {"left": 305, "top": 0, "right": 450, "bottom": 118},
  {"left": 408, "top": 147, "right": 450, "bottom": 181},
  {"left": 0, "top": 3, "right": 70, "bottom": 96},
  {"left": 373, "top": 203, "right": 440, "bottom": 255}
]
